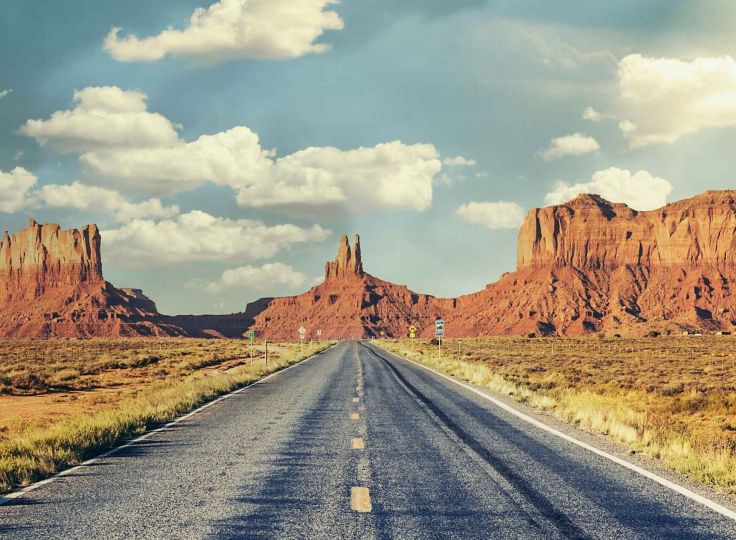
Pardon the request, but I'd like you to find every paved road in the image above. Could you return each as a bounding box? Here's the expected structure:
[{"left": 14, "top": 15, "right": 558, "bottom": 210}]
[{"left": 1, "top": 341, "right": 735, "bottom": 539}]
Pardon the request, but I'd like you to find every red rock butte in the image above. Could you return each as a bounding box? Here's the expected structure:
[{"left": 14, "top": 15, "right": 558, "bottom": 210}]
[
  {"left": 0, "top": 219, "right": 186, "bottom": 337},
  {"left": 3, "top": 190, "right": 736, "bottom": 338},
  {"left": 245, "top": 190, "right": 736, "bottom": 339}
]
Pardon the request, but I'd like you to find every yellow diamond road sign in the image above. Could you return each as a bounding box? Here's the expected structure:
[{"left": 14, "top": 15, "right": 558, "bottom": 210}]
[{"left": 409, "top": 325, "right": 417, "bottom": 333}]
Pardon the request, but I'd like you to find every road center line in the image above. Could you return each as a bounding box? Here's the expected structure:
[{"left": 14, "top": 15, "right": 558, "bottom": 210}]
[
  {"left": 352, "top": 437, "right": 365, "bottom": 449},
  {"left": 350, "top": 412, "right": 360, "bottom": 420},
  {"left": 351, "top": 487, "right": 372, "bottom": 513}
]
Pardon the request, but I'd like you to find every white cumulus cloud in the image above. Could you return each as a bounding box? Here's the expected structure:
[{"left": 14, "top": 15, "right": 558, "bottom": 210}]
[
  {"left": 102, "top": 211, "right": 329, "bottom": 267},
  {"left": 0, "top": 167, "right": 37, "bottom": 213},
  {"left": 104, "top": 0, "right": 344, "bottom": 63},
  {"left": 0, "top": 89, "right": 12, "bottom": 100},
  {"left": 456, "top": 201, "right": 525, "bottom": 230},
  {"left": 21, "top": 87, "right": 179, "bottom": 153},
  {"left": 443, "top": 156, "right": 476, "bottom": 167},
  {"left": 205, "top": 263, "right": 306, "bottom": 293},
  {"left": 22, "top": 87, "right": 442, "bottom": 215},
  {"left": 541, "top": 133, "right": 600, "bottom": 160},
  {"left": 37, "top": 182, "right": 180, "bottom": 222},
  {"left": 0, "top": 167, "right": 178, "bottom": 222},
  {"left": 582, "top": 107, "right": 606, "bottom": 122},
  {"left": 544, "top": 167, "right": 672, "bottom": 211},
  {"left": 613, "top": 54, "right": 736, "bottom": 147}
]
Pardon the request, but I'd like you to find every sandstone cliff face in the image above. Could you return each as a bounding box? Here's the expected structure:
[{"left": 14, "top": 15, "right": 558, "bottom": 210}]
[
  {"left": 0, "top": 220, "right": 187, "bottom": 337},
  {"left": 6, "top": 189, "right": 736, "bottom": 339},
  {"left": 517, "top": 191, "right": 736, "bottom": 269},
  {"left": 244, "top": 235, "right": 451, "bottom": 340},
  {"left": 0, "top": 219, "right": 103, "bottom": 306},
  {"left": 451, "top": 190, "right": 736, "bottom": 336},
  {"left": 325, "top": 234, "right": 364, "bottom": 280},
  {"left": 245, "top": 190, "right": 736, "bottom": 339}
]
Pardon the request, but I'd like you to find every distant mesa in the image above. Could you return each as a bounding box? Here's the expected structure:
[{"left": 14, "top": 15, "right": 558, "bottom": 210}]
[
  {"left": 242, "top": 233, "right": 449, "bottom": 340},
  {"left": 0, "top": 219, "right": 183, "bottom": 337},
  {"left": 244, "top": 189, "right": 736, "bottom": 338},
  {"left": 3, "top": 189, "right": 736, "bottom": 338}
]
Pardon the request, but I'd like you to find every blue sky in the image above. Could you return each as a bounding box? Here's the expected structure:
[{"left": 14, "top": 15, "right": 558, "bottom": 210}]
[{"left": 1, "top": 1, "right": 736, "bottom": 315}]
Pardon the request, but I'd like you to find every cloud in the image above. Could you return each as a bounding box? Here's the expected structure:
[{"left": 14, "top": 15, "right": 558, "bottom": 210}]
[
  {"left": 104, "top": 0, "right": 344, "bottom": 63},
  {"left": 205, "top": 263, "right": 306, "bottom": 293},
  {"left": 37, "top": 182, "right": 179, "bottom": 222},
  {"left": 612, "top": 54, "right": 736, "bottom": 147},
  {"left": 541, "top": 133, "right": 600, "bottom": 160},
  {"left": 235, "top": 141, "right": 440, "bottom": 212},
  {"left": 0, "top": 166, "right": 178, "bottom": 222},
  {"left": 582, "top": 107, "right": 605, "bottom": 122},
  {"left": 544, "top": 167, "right": 672, "bottom": 211},
  {"left": 21, "top": 87, "right": 179, "bottom": 153},
  {"left": 0, "top": 89, "right": 12, "bottom": 100},
  {"left": 0, "top": 167, "right": 37, "bottom": 213},
  {"left": 443, "top": 156, "right": 476, "bottom": 167},
  {"left": 456, "top": 201, "right": 525, "bottom": 229},
  {"left": 102, "top": 210, "right": 329, "bottom": 267},
  {"left": 523, "top": 31, "right": 617, "bottom": 73},
  {"left": 23, "top": 87, "right": 442, "bottom": 215}
]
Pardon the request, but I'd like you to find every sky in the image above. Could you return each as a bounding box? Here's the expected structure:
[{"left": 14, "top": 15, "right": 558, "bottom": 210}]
[{"left": 2, "top": 0, "right": 736, "bottom": 315}]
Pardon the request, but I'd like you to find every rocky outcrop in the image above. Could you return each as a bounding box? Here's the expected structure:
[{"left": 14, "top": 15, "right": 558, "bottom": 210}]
[
  {"left": 245, "top": 190, "right": 736, "bottom": 338},
  {"left": 0, "top": 220, "right": 186, "bottom": 337},
  {"left": 6, "top": 189, "right": 736, "bottom": 339},
  {"left": 243, "top": 235, "right": 452, "bottom": 340},
  {"left": 448, "top": 190, "right": 736, "bottom": 336},
  {"left": 0, "top": 219, "right": 103, "bottom": 305},
  {"left": 325, "top": 234, "right": 364, "bottom": 280},
  {"left": 517, "top": 191, "right": 736, "bottom": 269}
]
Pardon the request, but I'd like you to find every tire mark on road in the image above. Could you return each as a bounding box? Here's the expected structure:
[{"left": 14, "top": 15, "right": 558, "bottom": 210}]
[{"left": 362, "top": 344, "right": 589, "bottom": 540}]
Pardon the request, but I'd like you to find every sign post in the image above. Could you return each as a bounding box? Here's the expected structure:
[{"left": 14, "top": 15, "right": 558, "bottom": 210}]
[
  {"left": 408, "top": 325, "right": 417, "bottom": 350},
  {"left": 248, "top": 330, "right": 255, "bottom": 365},
  {"left": 435, "top": 319, "right": 445, "bottom": 358},
  {"left": 298, "top": 326, "right": 306, "bottom": 350}
]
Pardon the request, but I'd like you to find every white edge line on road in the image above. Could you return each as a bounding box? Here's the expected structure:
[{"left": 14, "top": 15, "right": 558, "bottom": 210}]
[
  {"left": 0, "top": 344, "right": 336, "bottom": 507},
  {"left": 387, "top": 348, "right": 736, "bottom": 523}
]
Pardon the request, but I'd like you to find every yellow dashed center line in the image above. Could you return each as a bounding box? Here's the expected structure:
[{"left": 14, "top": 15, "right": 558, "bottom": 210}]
[
  {"left": 352, "top": 437, "right": 365, "bottom": 449},
  {"left": 352, "top": 397, "right": 359, "bottom": 402},
  {"left": 351, "top": 487, "right": 372, "bottom": 513},
  {"left": 350, "top": 412, "right": 360, "bottom": 420}
]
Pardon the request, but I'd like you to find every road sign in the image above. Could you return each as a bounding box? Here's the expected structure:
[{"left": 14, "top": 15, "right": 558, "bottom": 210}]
[
  {"left": 408, "top": 325, "right": 417, "bottom": 334},
  {"left": 317, "top": 329, "right": 322, "bottom": 337},
  {"left": 409, "top": 331, "right": 416, "bottom": 339},
  {"left": 380, "top": 330, "right": 386, "bottom": 337},
  {"left": 248, "top": 330, "right": 255, "bottom": 343},
  {"left": 298, "top": 326, "right": 306, "bottom": 340},
  {"left": 435, "top": 319, "right": 445, "bottom": 338}
]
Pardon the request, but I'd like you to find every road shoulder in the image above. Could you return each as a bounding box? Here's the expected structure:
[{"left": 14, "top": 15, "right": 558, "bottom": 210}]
[{"left": 369, "top": 341, "right": 736, "bottom": 516}]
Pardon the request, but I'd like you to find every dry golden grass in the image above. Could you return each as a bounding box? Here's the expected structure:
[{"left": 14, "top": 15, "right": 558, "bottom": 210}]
[
  {"left": 377, "top": 336, "right": 736, "bottom": 494},
  {"left": 0, "top": 338, "right": 332, "bottom": 494}
]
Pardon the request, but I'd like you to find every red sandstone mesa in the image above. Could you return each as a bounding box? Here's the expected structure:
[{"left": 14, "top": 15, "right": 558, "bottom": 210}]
[
  {"left": 0, "top": 219, "right": 182, "bottom": 337},
  {"left": 245, "top": 190, "right": 736, "bottom": 338},
  {"left": 3, "top": 190, "right": 736, "bottom": 338},
  {"left": 243, "top": 234, "right": 450, "bottom": 340}
]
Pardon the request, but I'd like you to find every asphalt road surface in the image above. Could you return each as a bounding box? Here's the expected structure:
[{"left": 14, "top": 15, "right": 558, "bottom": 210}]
[{"left": 1, "top": 341, "right": 735, "bottom": 539}]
